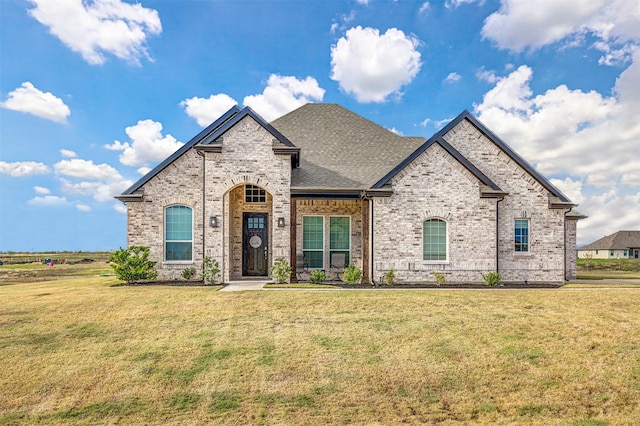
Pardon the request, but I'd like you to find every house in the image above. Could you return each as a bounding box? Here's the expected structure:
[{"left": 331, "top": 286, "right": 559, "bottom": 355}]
[
  {"left": 577, "top": 231, "right": 640, "bottom": 259},
  {"left": 116, "top": 103, "right": 585, "bottom": 284}
]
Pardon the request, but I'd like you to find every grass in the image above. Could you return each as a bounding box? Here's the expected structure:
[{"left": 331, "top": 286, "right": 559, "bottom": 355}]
[{"left": 1, "top": 262, "right": 640, "bottom": 424}]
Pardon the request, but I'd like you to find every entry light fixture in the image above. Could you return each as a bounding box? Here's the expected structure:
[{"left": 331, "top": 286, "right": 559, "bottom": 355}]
[
  {"left": 210, "top": 216, "right": 218, "bottom": 227},
  {"left": 277, "top": 217, "right": 285, "bottom": 228}
]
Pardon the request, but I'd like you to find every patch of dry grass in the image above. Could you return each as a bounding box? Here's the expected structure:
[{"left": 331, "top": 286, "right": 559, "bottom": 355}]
[{"left": 1, "top": 275, "right": 639, "bottom": 424}]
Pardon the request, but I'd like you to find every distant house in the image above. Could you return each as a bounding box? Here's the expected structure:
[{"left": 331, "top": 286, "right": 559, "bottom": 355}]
[
  {"left": 116, "top": 104, "right": 585, "bottom": 284},
  {"left": 578, "top": 231, "right": 640, "bottom": 259}
]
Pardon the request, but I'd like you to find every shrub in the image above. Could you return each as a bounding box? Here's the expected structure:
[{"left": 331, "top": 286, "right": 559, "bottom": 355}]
[
  {"left": 182, "top": 267, "right": 197, "bottom": 281},
  {"left": 432, "top": 271, "right": 446, "bottom": 285},
  {"left": 309, "top": 270, "right": 327, "bottom": 284},
  {"left": 483, "top": 272, "right": 501, "bottom": 287},
  {"left": 270, "top": 258, "right": 292, "bottom": 283},
  {"left": 384, "top": 269, "right": 396, "bottom": 285},
  {"left": 342, "top": 263, "right": 362, "bottom": 285},
  {"left": 201, "top": 257, "right": 220, "bottom": 284},
  {"left": 109, "top": 246, "right": 158, "bottom": 284}
]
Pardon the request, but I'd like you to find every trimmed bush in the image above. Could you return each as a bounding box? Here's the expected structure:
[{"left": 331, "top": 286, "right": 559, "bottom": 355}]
[
  {"left": 384, "top": 269, "right": 396, "bottom": 285},
  {"left": 342, "top": 263, "right": 362, "bottom": 285},
  {"left": 483, "top": 272, "right": 500, "bottom": 287},
  {"left": 270, "top": 258, "right": 292, "bottom": 283},
  {"left": 201, "top": 257, "right": 220, "bottom": 284},
  {"left": 432, "top": 271, "right": 446, "bottom": 285},
  {"left": 309, "top": 270, "right": 327, "bottom": 284}
]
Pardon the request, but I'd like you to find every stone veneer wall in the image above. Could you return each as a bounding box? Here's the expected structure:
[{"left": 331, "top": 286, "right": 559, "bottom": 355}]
[
  {"left": 443, "top": 119, "right": 569, "bottom": 283},
  {"left": 126, "top": 149, "right": 204, "bottom": 281},
  {"left": 373, "top": 143, "right": 498, "bottom": 284},
  {"left": 565, "top": 218, "right": 578, "bottom": 279},
  {"left": 126, "top": 115, "right": 291, "bottom": 282},
  {"left": 295, "top": 199, "right": 364, "bottom": 281},
  {"left": 204, "top": 116, "right": 291, "bottom": 283}
]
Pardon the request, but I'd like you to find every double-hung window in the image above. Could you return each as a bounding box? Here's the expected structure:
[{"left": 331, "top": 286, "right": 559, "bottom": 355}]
[
  {"left": 303, "top": 216, "right": 324, "bottom": 268},
  {"left": 514, "top": 219, "right": 529, "bottom": 253},
  {"left": 423, "top": 219, "right": 447, "bottom": 261},
  {"left": 329, "top": 216, "right": 350, "bottom": 267},
  {"left": 165, "top": 205, "right": 193, "bottom": 261}
]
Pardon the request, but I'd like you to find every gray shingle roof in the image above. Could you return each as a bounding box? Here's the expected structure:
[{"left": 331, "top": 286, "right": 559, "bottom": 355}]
[
  {"left": 271, "top": 104, "right": 424, "bottom": 189},
  {"left": 579, "top": 231, "right": 640, "bottom": 250}
]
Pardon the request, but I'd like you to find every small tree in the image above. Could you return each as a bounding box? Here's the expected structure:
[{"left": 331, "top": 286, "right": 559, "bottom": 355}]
[
  {"left": 109, "top": 246, "right": 158, "bottom": 284},
  {"left": 342, "top": 263, "right": 362, "bottom": 285},
  {"left": 201, "top": 257, "right": 221, "bottom": 284},
  {"left": 270, "top": 258, "right": 292, "bottom": 283}
]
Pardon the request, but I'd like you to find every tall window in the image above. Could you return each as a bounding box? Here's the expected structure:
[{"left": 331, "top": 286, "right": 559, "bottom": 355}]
[
  {"left": 330, "top": 216, "right": 350, "bottom": 267},
  {"left": 245, "top": 185, "right": 266, "bottom": 203},
  {"left": 303, "top": 216, "right": 323, "bottom": 268},
  {"left": 514, "top": 219, "right": 529, "bottom": 253},
  {"left": 423, "top": 219, "right": 447, "bottom": 261},
  {"left": 165, "top": 205, "right": 193, "bottom": 261}
]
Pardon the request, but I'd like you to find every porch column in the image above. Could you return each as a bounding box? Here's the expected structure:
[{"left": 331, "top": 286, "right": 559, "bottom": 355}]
[
  {"left": 289, "top": 197, "right": 297, "bottom": 282},
  {"left": 362, "top": 198, "right": 370, "bottom": 284}
]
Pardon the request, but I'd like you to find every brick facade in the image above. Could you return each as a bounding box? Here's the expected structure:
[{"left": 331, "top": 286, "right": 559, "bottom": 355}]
[
  {"left": 121, "top": 106, "right": 578, "bottom": 285},
  {"left": 372, "top": 143, "right": 498, "bottom": 284}
]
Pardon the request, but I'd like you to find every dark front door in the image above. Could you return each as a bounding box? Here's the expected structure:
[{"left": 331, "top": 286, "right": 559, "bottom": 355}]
[{"left": 242, "top": 212, "right": 268, "bottom": 276}]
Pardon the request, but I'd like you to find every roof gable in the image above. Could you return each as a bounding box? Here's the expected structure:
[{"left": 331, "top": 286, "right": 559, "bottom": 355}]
[
  {"left": 118, "top": 106, "right": 297, "bottom": 198},
  {"left": 373, "top": 135, "right": 505, "bottom": 197},
  {"left": 374, "top": 110, "right": 572, "bottom": 204}
]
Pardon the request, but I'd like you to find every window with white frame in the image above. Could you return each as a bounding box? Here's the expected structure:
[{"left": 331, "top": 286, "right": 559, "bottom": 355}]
[
  {"left": 514, "top": 219, "right": 529, "bottom": 253},
  {"left": 165, "top": 205, "right": 193, "bottom": 261},
  {"left": 329, "top": 216, "right": 350, "bottom": 268},
  {"left": 423, "top": 218, "right": 447, "bottom": 261},
  {"left": 302, "top": 216, "right": 323, "bottom": 268}
]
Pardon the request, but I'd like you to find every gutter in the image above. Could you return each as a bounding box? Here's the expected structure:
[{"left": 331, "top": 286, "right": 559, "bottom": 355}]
[{"left": 496, "top": 197, "right": 503, "bottom": 273}]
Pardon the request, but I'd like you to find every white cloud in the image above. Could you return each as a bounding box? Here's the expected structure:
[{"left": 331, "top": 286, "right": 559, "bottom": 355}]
[
  {"left": 576, "top": 189, "right": 640, "bottom": 246},
  {"left": 243, "top": 75, "right": 325, "bottom": 122},
  {"left": 330, "top": 26, "right": 422, "bottom": 103},
  {"left": 60, "top": 149, "right": 77, "bottom": 158},
  {"left": 355, "top": 0, "right": 369, "bottom": 5},
  {"left": 137, "top": 166, "right": 152, "bottom": 175},
  {"left": 387, "top": 127, "right": 404, "bottom": 136},
  {"left": 476, "top": 67, "right": 499, "bottom": 83},
  {"left": 94, "top": 180, "right": 133, "bottom": 202},
  {"left": 1, "top": 82, "right": 70, "bottom": 123},
  {"left": 76, "top": 203, "right": 92, "bottom": 212},
  {"left": 113, "top": 203, "right": 127, "bottom": 214},
  {"left": 419, "top": 2, "right": 430, "bottom": 14},
  {"left": 180, "top": 93, "right": 237, "bottom": 127},
  {"left": 105, "top": 119, "right": 183, "bottom": 167},
  {"left": 33, "top": 186, "right": 51, "bottom": 195},
  {"left": 482, "top": 0, "right": 640, "bottom": 65},
  {"left": 444, "top": 72, "right": 462, "bottom": 83},
  {"left": 473, "top": 48, "right": 640, "bottom": 246},
  {"left": 0, "top": 161, "right": 50, "bottom": 177},
  {"left": 60, "top": 178, "right": 101, "bottom": 196},
  {"left": 28, "top": 195, "right": 67, "bottom": 206},
  {"left": 28, "top": 0, "right": 162, "bottom": 65},
  {"left": 54, "top": 158, "right": 122, "bottom": 180},
  {"left": 445, "top": 0, "right": 478, "bottom": 8}
]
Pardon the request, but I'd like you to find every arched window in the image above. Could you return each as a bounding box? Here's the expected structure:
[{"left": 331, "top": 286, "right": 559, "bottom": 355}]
[
  {"left": 423, "top": 219, "right": 447, "bottom": 261},
  {"left": 165, "top": 205, "right": 192, "bottom": 261}
]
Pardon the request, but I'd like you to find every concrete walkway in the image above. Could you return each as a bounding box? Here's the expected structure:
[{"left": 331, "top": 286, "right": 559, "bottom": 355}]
[{"left": 219, "top": 280, "right": 269, "bottom": 292}]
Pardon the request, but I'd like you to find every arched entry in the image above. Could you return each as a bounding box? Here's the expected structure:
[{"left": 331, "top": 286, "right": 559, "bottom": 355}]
[{"left": 226, "top": 183, "right": 273, "bottom": 279}]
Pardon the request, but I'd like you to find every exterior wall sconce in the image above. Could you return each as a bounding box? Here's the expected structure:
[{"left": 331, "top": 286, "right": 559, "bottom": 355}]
[
  {"left": 277, "top": 217, "right": 285, "bottom": 228},
  {"left": 210, "top": 216, "right": 218, "bottom": 227}
]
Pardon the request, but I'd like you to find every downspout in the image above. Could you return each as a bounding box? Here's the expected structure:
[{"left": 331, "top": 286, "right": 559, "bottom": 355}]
[
  {"left": 370, "top": 198, "right": 374, "bottom": 284},
  {"left": 563, "top": 209, "right": 570, "bottom": 281},
  {"left": 496, "top": 197, "right": 503, "bottom": 274}
]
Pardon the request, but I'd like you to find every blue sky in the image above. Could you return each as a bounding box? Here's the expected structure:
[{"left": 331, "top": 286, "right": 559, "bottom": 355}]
[{"left": 1, "top": 0, "right": 639, "bottom": 252}]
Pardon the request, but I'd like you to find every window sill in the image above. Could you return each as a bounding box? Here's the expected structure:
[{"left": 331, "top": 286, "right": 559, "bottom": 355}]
[{"left": 422, "top": 260, "right": 450, "bottom": 265}]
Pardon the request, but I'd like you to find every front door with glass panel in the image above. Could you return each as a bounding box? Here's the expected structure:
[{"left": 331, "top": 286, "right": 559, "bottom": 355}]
[{"left": 242, "top": 212, "right": 268, "bottom": 276}]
